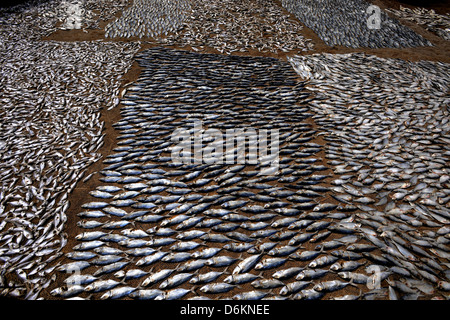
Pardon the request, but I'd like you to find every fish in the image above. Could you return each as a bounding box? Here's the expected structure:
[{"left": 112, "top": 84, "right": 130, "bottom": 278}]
[
  {"left": 161, "top": 252, "right": 192, "bottom": 263},
  {"left": 40, "top": 44, "right": 450, "bottom": 302},
  {"left": 255, "top": 257, "right": 287, "bottom": 270},
  {"left": 224, "top": 273, "right": 260, "bottom": 285},
  {"left": 233, "top": 290, "right": 268, "bottom": 300},
  {"left": 191, "top": 248, "right": 222, "bottom": 259},
  {"left": 205, "top": 256, "right": 239, "bottom": 267},
  {"left": 57, "top": 261, "right": 91, "bottom": 273},
  {"left": 251, "top": 279, "right": 284, "bottom": 289},
  {"left": 386, "top": 6, "right": 450, "bottom": 41},
  {"left": 75, "top": 232, "right": 108, "bottom": 241},
  {"left": 136, "top": 251, "right": 168, "bottom": 266},
  {"left": 225, "top": 243, "right": 255, "bottom": 253},
  {"left": 73, "top": 240, "right": 105, "bottom": 251},
  {"left": 50, "top": 285, "right": 85, "bottom": 298},
  {"left": 308, "top": 255, "right": 339, "bottom": 268},
  {"left": 292, "top": 289, "right": 324, "bottom": 300}
]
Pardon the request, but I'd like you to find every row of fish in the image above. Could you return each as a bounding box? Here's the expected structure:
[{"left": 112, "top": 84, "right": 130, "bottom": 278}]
[
  {"left": 0, "top": 0, "right": 131, "bottom": 40},
  {"left": 0, "top": 39, "right": 140, "bottom": 299},
  {"left": 386, "top": 6, "right": 450, "bottom": 41},
  {"left": 281, "top": 0, "right": 432, "bottom": 48}
]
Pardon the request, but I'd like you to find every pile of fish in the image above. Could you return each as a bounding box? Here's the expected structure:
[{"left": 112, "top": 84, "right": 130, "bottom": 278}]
[
  {"left": 104, "top": 0, "right": 191, "bottom": 39},
  {"left": 0, "top": 39, "right": 140, "bottom": 299},
  {"left": 0, "top": 0, "right": 131, "bottom": 40},
  {"left": 386, "top": 6, "right": 450, "bottom": 41},
  {"left": 54, "top": 0, "right": 131, "bottom": 30},
  {"left": 104, "top": 0, "right": 314, "bottom": 54},
  {"left": 0, "top": 0, "right": 448, "bottom": 302},
  {"left": 281, "top": 0, "right": 432, "bottom": 48},
  {"left": 289, "top": 52, "right": 450, "bottom": 299}
]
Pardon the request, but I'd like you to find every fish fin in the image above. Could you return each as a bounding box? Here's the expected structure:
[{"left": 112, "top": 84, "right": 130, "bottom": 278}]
[{"left": 348, "top": 278, "right": 359, "bottom": 288}]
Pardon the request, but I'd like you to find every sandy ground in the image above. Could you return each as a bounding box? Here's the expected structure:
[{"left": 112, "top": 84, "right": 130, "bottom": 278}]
[{"left": 4, "top": 0, "right": 448, "bottom": 300}]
